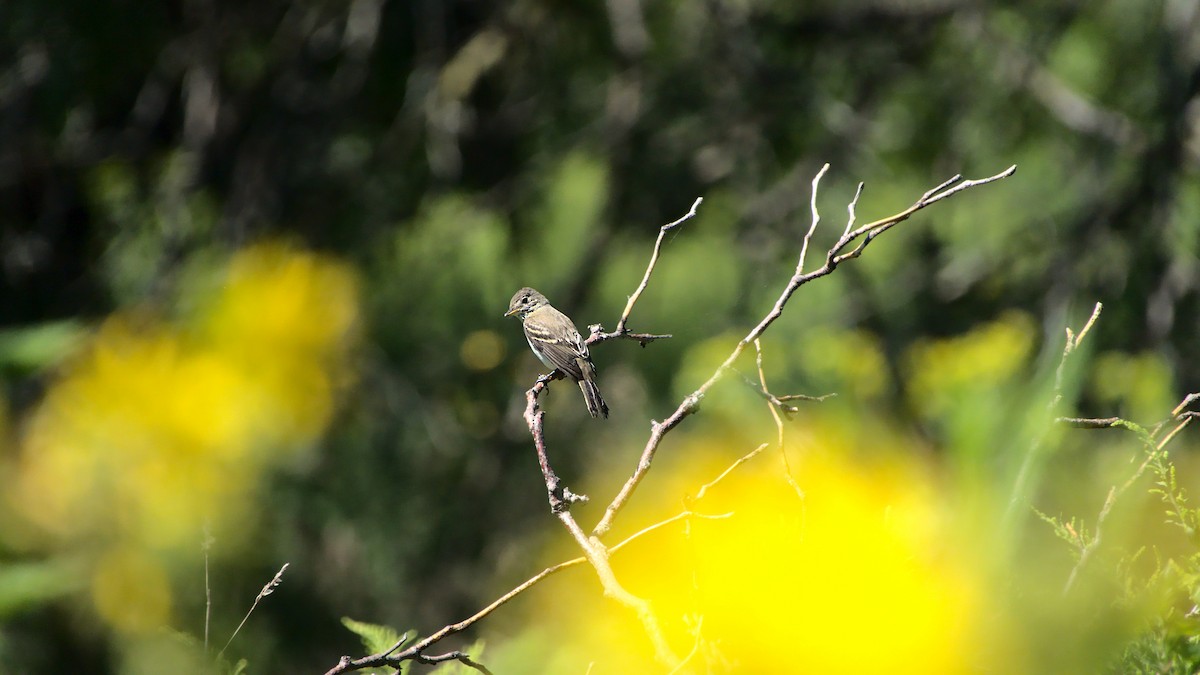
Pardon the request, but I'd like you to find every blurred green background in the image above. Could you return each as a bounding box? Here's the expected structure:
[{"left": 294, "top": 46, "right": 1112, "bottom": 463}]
[{"left": 1, "top": 0, "right": 1199, "bottom": 673}]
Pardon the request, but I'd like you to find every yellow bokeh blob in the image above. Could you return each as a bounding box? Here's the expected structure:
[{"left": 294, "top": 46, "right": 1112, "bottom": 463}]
[
  {"left": 1089, "top": 351, "right": 1175, "bottom": 422},
  {"left": 800, "top": 328, "right": 889, "bottom": 399},
  {"left": 906, "top": 311, "right": 1035, "bottom": 419},
  {"left": 92, "top": 547, "right": 172, "bottom": 634},
  {"left": 461, "top": 329, "right": 506, "bottom": 371},
  {"left": 685, "top": 456, "right": 977, "bottom": 674},
  {"left": 202, "top": 243, "right": 360, "bottom": 446},
  {"left": 6, "top": 242, "right": 359, "bottom": 633},
  {"left": 542, "top": 444, "right": 992, "bottom": 675}
]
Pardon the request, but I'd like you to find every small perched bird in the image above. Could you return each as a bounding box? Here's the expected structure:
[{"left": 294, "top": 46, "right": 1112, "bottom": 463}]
[{"left": 505, "top": 287, "right": 609, "bottom": 418}]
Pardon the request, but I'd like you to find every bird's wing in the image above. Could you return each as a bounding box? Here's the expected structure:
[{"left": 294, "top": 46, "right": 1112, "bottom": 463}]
[{"left": 523, "top": 310, "right": 591, "bottom": 381}]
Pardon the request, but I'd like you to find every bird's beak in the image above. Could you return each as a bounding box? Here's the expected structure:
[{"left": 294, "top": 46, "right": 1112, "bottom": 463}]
[{"left": 504, "top": 307, "right": 518, "bottom": 317}]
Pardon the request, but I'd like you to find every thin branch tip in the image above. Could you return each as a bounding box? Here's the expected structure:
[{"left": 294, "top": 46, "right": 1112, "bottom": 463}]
[
  {"left": 614, "top": 198, "right": 703, "bottom": 334},
  {"left": 923, "top": 174, "right": 962, "bottom": 200}
]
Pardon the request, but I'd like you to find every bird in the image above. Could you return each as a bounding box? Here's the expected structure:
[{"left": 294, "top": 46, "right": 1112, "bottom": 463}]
[{"left": 505, "top": 287, "right": 609, "bottom": 418}]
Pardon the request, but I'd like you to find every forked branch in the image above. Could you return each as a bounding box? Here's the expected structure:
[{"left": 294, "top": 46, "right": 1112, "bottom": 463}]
[
  {"left": 323, "top": 446, "right": 751, "bottom": 675},
  {"left": 589, "top": 197, "right": 704, "bottom": 347},
  {"left": 323, "top": 165, "right": 1017, "bottom": 674},
  {"left": 592, "top": 164, "right": 1017, "bottom": 537}
]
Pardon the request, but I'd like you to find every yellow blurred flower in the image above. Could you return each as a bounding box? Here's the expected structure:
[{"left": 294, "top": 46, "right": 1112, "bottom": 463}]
[
  {"left": 7, "top": 242, "right": 358, "bottom": 631},
  {"left": 1089, "top": 351, "right": 1175, "bottom": 423},
  {"left": 906, "top": 311, "right": 1036, "bottom": 420},
  {"left": 690, "top": 456, "right": 976, "bottom": 673},
  {"left": 538, "top": 437, "right": 995, "bottom": 674},
  {"left": 799, "top": 327, "right": 889, "bottom": 399},
  {"left": 202, "top": 243, "right": 360, "bottom": 446}
]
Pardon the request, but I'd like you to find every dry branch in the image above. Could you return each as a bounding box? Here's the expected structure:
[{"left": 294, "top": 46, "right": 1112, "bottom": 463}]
[
  {"left": 753, "top": 339, "right": 805, "bottom": 499},
  {"left": 587, "top": 196, "right": 704, "bottom": 348},
  {"left": 1004, "top": 301, "right": 1103, "bottom": 530},
  {"left": 592, "top": 164, "right": 1017, "bottom": 538},
  {"left": 323, "top": 164, "right": 1017, "bottom": 674},
  {"left": 322, "top": 431, "right": 752, "bottom": 674}
]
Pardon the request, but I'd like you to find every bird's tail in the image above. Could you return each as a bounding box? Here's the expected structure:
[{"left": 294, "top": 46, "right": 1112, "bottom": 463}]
[{"left": 578, "top": 379, "right": 609, "bottom": 419}]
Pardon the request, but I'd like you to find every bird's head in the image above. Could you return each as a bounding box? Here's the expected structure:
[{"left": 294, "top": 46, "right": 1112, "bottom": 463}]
[{"left": 505, "top": 287, "right": 549, "bottom": 318}]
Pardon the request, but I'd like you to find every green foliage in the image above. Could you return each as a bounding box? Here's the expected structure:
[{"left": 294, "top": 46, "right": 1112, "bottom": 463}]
[
  {"left": 1034, "top": 508, "right": 1090, "bottom": 560},
  {"left": 0, "top": 321, "right": 86, "bottom": 374},
  {"left": 340, "top": 617, "right": 412, "bottom": 674},
  {"left": 1033, "top": 401, "right": 1200, "bottom": 671},
  {"left": 1090, "top": 353, "right": 1176, "bottom": 424},
  {"left": 335, "top": 620, "right": 484, "bottom": 675},
  {"left": 84, "top": 153, "right": 219, "bottom": 304},
  {"left": 0, "top": 559, "right": 84, "bottom": 616},
  {"left": 116, "top": 629, "right": 215, "bottom": 675},
  {"left": 522, "top": 152, "right": 609, "bottom": 286},
  {"left": 381, "top": 194, "right": 511, "bottom": 338}
]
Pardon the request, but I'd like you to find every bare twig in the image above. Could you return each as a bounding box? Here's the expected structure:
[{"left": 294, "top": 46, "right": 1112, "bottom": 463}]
[
  {"left": 517, "top": 372, "right": 775, "bottom": 669},
  {"left": 592, "top": 164, "right": 1017, "bottom": 538},
  {"left": 1052, "top": 302, "right": 1103, "bottom": 408},
  {"left": 843, "top": 182, "right": 865, "bottom": 237},
  {"left": 733, "top": 368, "right": 833, "bottom": 411},
  {"left": 609, "top": 510, "right": 732, "bottom": 555},
  {"left": 203, "top": 526, "right": 214, "bottom": 655},
  {"left": 569, "top": 518, "right": 680, "bottom": 667},
  {"left": 666, "top": 616, "right": 704, "bottom": 675},
  {"left": 1158, "top": 412, "right": 1198, "bottom": 449},
  {"left": 589, "top": 325, "right": 672, "bottom": 347},
  {"left": 219, "top": 563, "right": 288, "bottom": 660},
  {"left": 415, "top": 651, "right": 494, "bottom": 674},
  {"left": 613, "top": 198, "right": 703, "bottom": 336},
  {"left": 693, "top": 444, "right": 768, "bottom": 502},
  {"left": 796, "top": 164, "right": 830, "bottom": 273},
  {"left": 324, "top": 373, "right": 768, "bottom": 675},
  {"left": 1174, "top": 394, "right": 1200, "bottom": 416},
  {"left": 1074, "top": 302, "right": 1103, "bottom": 346},
  {"left": 585, "top": 198, "right": 703, "bottom": 349},
  {"left": 1004, "top": 302, "right": 1103, "bottom": 529},
  {"left": 729, "top": 367, "right": 835, "bottom": 410},
  {"left": 522, "top": 376, "right": 681, "bottom": 667},
  {"left": 324, "top": 557, "right": 577, "bottom": 675},
  {"left": 754, "top": 339, "right": 804, "bottom": 499}
]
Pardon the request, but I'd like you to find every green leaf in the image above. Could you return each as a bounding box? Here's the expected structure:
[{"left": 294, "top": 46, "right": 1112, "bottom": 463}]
[
  {"left": 340, "top": 617, "right": 409, "bottom": 653},
  {"left": 340, "top": 617, "right": 413, "bottom": 674},
  {"left": 0, "top": 321, "right": 86, "bottom": 372},
  {"left": 0, "top": 558, "right": 85, "bottom": 616}
]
